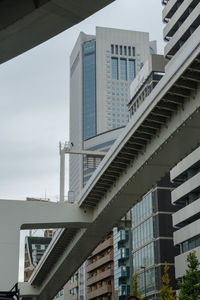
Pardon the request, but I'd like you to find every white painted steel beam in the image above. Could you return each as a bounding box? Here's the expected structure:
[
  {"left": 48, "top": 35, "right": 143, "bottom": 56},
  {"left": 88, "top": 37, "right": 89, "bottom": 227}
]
[{"left": 0, "top": 200, "right": 92, "bottom": 291}]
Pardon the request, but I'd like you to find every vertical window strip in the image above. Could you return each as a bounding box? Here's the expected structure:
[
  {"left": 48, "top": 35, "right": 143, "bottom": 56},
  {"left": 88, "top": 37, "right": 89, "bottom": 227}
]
[
  {"left": 112, "top": 57, "right": 119, "bottom": 80},
  {"left": 120, "top": 58, "right": 127, "bottom": 81},
  {"left": 129, "top": 59, "right": 135, "bottom": 81}
]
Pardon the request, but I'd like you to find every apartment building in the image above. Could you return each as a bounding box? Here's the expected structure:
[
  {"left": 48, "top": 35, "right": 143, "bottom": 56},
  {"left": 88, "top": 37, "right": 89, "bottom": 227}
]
[{"left": 86, "top": 233, "right": 114, "bottom": 300}]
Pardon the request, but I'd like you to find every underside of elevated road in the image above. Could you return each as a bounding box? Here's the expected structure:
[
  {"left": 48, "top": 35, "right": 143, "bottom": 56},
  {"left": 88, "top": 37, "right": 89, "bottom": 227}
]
[
  {"left": 0, "top": 0, "right": 115, "bottom": 64},
  {"left": 22, "top": 27, "right": 200, "bottom": 300}
]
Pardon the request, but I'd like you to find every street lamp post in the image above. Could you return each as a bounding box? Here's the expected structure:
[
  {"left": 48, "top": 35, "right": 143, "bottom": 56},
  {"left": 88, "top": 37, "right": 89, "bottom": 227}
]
[{"left": 140, "top": 266, "right": 147, "bottom": 299}]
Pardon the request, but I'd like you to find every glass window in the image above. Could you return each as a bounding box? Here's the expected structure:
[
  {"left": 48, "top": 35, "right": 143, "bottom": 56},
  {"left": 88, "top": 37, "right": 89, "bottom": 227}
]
[
  {"left": 124, "top": 46, "right": 127, "bottom": 56},
  {"left": 112, "top": 58, "right": 118, "bottom": 80},
  {"left": 115, "top": 45, "right": 118, "bottom": 55},
  {"left": 132, "top": 47, "right": 135, "bottom": 56},
  {"left": 120, "top": 45, "right": 122, "bottom": 55},
  {"left": 120, "top": 59, "right": 127, "bottom": 81},
  {"left": 128, "top": 46, "right": 131, "bottom": 56},
  {"left": 111, "top": 44, "right": 114, "bottom": 54},
  {"left": 83, "top": 40, "right": 96, "bottom": 140},
  {"left": 129, "top": 59, "right": 135, "bottom": 81}
]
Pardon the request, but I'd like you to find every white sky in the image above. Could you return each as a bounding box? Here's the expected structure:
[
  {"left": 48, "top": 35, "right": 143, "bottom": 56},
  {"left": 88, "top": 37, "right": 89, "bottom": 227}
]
[{"left": 0, "top": 0, "right": 165, "bottom": 281}]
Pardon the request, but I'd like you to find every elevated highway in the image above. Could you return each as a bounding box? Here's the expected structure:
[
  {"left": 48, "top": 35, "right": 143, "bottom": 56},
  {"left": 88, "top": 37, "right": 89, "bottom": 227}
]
[
  {"left": 0, "top": 0, "right": 114, "bottom": 64},
  {"left": 22, "top": 26, "right": 200, "bottom": 299}
]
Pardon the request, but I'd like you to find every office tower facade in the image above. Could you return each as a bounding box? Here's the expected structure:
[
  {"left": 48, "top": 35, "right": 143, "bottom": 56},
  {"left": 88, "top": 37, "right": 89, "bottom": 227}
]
[
  {"left": 131, "top": 177, "right": 178, "bottom": 300},
  {"left": 69, "top": 27, "right": 157, "bottom": 200},
  {"left": 170, "top": 146, "right": 200, "bottom": 280}
]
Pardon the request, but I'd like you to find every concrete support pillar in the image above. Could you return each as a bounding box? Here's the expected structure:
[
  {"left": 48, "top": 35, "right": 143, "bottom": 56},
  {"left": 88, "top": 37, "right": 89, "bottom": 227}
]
[{"left": 0, "top": 226, "right": 20, "bottom": 290}]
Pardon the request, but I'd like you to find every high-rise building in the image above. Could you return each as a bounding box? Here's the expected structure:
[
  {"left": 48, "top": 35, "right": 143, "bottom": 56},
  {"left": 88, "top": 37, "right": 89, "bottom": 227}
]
[{"left": 69, "top": 26, "right": 157, "bottom": 200}]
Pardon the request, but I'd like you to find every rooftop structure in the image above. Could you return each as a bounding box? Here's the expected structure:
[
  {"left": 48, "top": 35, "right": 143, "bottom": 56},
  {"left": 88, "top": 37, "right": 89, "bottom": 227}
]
[{"left": 128, "top": 54, "right": 166, "bottom": 117}]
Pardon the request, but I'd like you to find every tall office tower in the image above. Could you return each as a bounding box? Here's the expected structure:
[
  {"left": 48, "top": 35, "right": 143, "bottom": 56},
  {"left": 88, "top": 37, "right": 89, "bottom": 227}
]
[
  {"left": 170, "top": 147, "right": 200, "bottom": 280},
  {"left": 162, "top": 0, "right": 200, "bottom": 63},
  {"left": 69, "top": 27, "right": 157, "bottom": 200}
]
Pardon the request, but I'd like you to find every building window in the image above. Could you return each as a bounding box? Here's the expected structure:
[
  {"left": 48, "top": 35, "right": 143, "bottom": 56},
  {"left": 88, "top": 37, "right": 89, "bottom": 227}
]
[
  {"left": 124, "top": 46, "right": 127, "bottom": 56},
  {"left": 180, "top": 235, "right": 200, "bottom": 254},
  {"left": 128, "top": 46, "right": 131, "bottom": 56},
  {"left": 131, "top": 192, "right": 153, "bottom": 227},
  {"left": 120, "top": 45, "right": 123, "bottom": 55},
  {"left": 111, "top": 44, "right": 114, "bottom": 54},
  {"left": 120, "top": 59, "right": 127, "bottom": 81},
  {"left": 112, "top": 58, "right": 119, "bottom": 80},
  {"left": 83, "top": 40, "right": 96, "bottom": 140},
  {"left": 115, "top": 45, "right": 118, "bottom": 55},
  {"left": 132, "top": 47, "right": 135, "bottom": 56},
  {"left": 129, "top": 59, "right": 135, "bottom": 81}
]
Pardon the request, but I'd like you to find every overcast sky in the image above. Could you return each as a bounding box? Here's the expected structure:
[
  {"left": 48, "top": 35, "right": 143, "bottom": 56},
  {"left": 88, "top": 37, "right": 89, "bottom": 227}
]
[
  {"left": 0, "top": 0, "right": 165, "bottom": 280},
  {"left": 0, "top": 0, "right": 164, "bottom": 202}
]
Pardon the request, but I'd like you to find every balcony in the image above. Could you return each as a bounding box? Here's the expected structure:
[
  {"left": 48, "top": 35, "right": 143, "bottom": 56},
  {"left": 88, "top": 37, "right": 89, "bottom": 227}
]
[
  {"left": 87, "top": 285, "right": 112, "bottom": 300},
  {"left": 118, "top": 248, "right": 129, "bottom": 260},
  {"left": 119, "top": 266, "right": 129, "bottom": 278},
  {"left": 87, "top": 269, "right": 114, "bottom": 286},
  {"left": 86, "top": 253, "right": 113, "bottom": 272},
  {"left": 119, "top": 285, "right": 130, "bottom": 297},
  {"left": 118, "top": 230, "right": 128, "bottom": 242}
]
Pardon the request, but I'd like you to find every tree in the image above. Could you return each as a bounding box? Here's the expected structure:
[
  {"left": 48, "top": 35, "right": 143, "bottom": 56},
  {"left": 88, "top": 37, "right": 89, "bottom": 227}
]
[
  {"left": 160, "top": 261, "right": 176, "bottom": 300},
  {"left": 131, "top": 273, "right": 143, "bottom": 300},
  {"left": 178, "top": 251, "right": 200, "bottom": 300}
]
